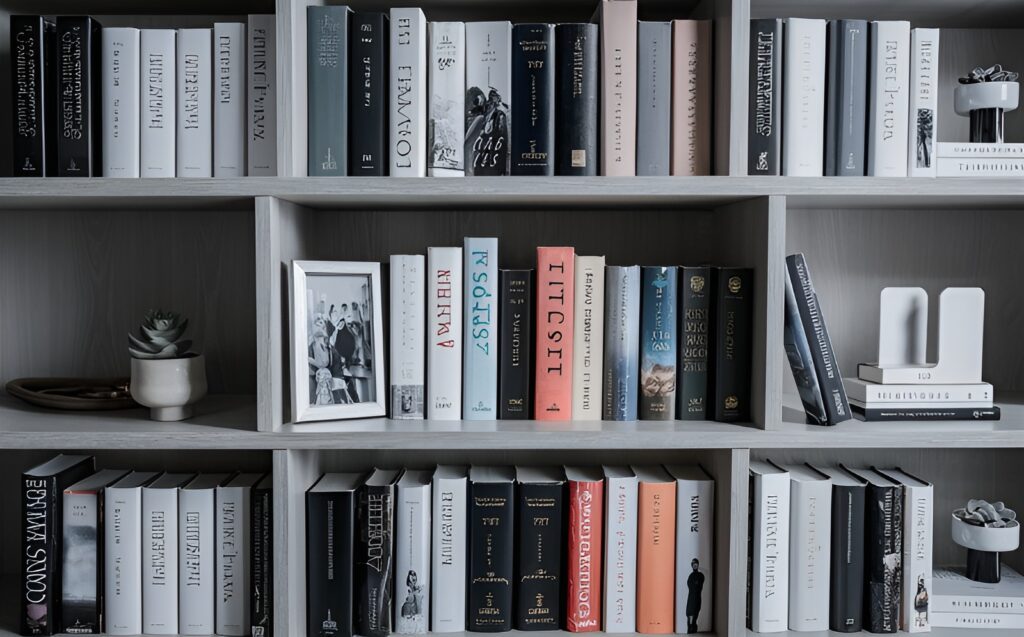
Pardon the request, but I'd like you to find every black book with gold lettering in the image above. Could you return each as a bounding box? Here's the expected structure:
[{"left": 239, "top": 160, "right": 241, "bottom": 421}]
[
  {"left": 514, "top": 467, "right": 564, "bottom": 630},
  {"left": 499, "top": 269, "right": 533, "bottom": 419},
  {"left": 511, "top": 24, "right": 555, "bottom": 175},
  {"left": 357, "top": 468, "right": 400, "bottom": 637},
  {"left": 709, "top": 267, "right": 753, "bottom": 422},
  {"left": 678, "top": 266, "right": 713, "bottom": 420},
  {"left": 469, "top": 467, "right": 515, "bottom": 632}
]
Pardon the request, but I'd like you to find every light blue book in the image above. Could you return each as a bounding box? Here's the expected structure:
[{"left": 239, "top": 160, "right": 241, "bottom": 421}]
[
  {"left": 463, "top": 237, "right": 499, "bottom": 419},
  {"left": 640, "top": 266, "right": 678, "bottom": 420},
  {"left": 603, "top": 266, "right": 641, "bottom": 420}
]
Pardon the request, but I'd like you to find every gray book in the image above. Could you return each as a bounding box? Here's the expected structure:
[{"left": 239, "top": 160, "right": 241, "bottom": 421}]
[
  {"left": 636, "top": 21, "right": 671, "bottom": 176},
  {"left": 602, "top": 265, "right": 641, "bottom": 421},
  {"left": 307, "top": 5, "right": 350, "bottom": 176},
  {"left": 825, "top": 19, "right": 868, "bottom": 176}
]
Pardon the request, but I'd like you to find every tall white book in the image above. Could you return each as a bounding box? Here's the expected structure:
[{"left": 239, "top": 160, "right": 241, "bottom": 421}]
[
  {"left": 142, "top": 473, "right": 194, "bottom": 635},
  {"left": 781, "top": 463, "right": 831, "bottom": 632},
  {"left": 390, "top": 8, "right": 427, "bottom": 176},
  {"left": 572, "top": 256, "right": 606, "bottom": 419},
  {"left": 140, "top": 29, "right": 176, "bottom": 177},
  {"left": 105, "top": 471, "right": 159, "bottom": 635},
  {"left": 782, "top": 18, "right": 826, "bottom": 176},
  {"left": 880, "top": 468, "right": 933, "bottom": 633},
  {"left": 179, "top": 474, "right": 229, "bottom": 635},
  {"left": 102, "top": 27, "right": 141, "bottom": 177},
  {"left": 431, "top": 465, "right": 468, "bottom": 632},
  {"left": 427, "top": 247, "right": 463, "bottom": 419},
  {"left": 177, "top": 28, "right": 213, "bottom": 177},
  {"left": 602, "top": 465, "right": 638, "bottom": 633},
  {"left": 749, "top": 460, "right": 790, "bottom": 633},
  {"left": 390, "top": 254, "right": 426, "bottom": 419},
  {"left": 908, "top": 28, "right": 940, "bottom": 177},
  {"left": 395, "top": 469, "right": 432, "bottom": 634},
  {"left": 464, "top": 21, "right": 512, "bottom": 176},
  {"left": 668, "top": 465, "right": 714, "bottom": 634},
  {"left": 428, "top": 22, "right": 465, "bottom": 177},
  {"left": 867, "top": 21, "right": 911, "bottom": 176},
  {"left": 214, "top": 23, "right": 246, "bottom": 177},
  {"left": 216, "top": 473, "right": 262, "bottom": 636},
  {"left": 463, "top": 237, "right": 498, "bottom": 420},
  {"left": 247, "top": 14, "right": 276, "bottom": 176}
]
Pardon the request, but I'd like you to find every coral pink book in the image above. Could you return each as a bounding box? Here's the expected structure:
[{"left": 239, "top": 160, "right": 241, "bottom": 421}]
[
  {"left": 634, "top": 465, "right": 676, "bottom": 634},
  {"left": 671, "top": 20, "right": 712, "bottom": 176},
  {"left": 566, "top": 467, "right": 605, "bottom": 632},
  {"left": 595, "top": 0, "right": 638, "bottom": 176},
  {"left": 535, "top": 246, "right": 575, "bottom": 420}
]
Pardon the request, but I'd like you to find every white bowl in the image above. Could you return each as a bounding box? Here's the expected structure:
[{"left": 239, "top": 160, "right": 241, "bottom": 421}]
[
  {"left": 952, "top": 510, "right": 1021, "bottom": 552},
  {"left": 955, "top": 82, "right": 1020, "bottom": 115}
]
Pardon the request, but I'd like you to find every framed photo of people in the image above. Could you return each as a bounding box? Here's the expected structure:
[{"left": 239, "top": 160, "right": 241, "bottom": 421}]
[{"left": 291, "top": 261, "right": 385, "bottom": 422}]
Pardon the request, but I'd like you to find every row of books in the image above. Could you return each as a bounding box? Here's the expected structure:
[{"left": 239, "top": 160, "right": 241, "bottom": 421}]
[
  {"left": 387, "top": 243, "right": 753, "bottom": 422},
  {"left": 19, "top": 454, "right": 273, "bottom": 637},
  {"left": 306, "top": 464, "right": 714, "bottom": 636},
  {"left": 10, "top": 15, "right": 277, "bottom": 178},
  {"left": 307, "top": 4, "right": 711, "bottom": 177},
  {"left": 748, "top": 462, "right": 932, "bottom": 634}
]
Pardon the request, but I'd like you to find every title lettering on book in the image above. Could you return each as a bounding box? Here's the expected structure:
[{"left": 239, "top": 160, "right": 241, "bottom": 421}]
[
  {"left": 581, "top": 268, "right": 595, "bottom": 410},
  {"left": 59, "top": 27, "right": 85, "bottom": 142},
  {"left": 470, "top": 250, "right": 493, "bottom": 354},
  {"left": 221, "top": 500, "right": 237, "bottom": 602},
  {"left": 185, "top": 511, "right": 202, "bottom": 585},
  {"left": 184, "top": 53, "right": 201, "bottom": 130},
  {"left": 754, "top": 30, "right": 775, "bottom": 139},
  {"left": 251, "top": 29, "right": 269, "bottom": 140},
  {"left": 882, "top": 40, "right": 900, "bottom": 140},
  {"left": 794, "top": 260, "right": 835, "bottom": 379},
  {"left": 544, "top": 259, "right": 567, "bottom": 378},
  {"left": 14, "top": 27, "right": 40, "bottom": 139},
  {"left": 764, "top": 493, "right": 779, "bottom": 597},
  {"left": 575, "top": 487, "right": 595, "bottom": 620},
  {"left": 434, "top": 269, "right": 454, "bottom": 347},
  {"left": 440, "top": 491, "right": 454, "bottom": 565},
  {"left": 612, "top": 48, "right": 624, "bottom": 161},
  {"left": 147, "top": 53, "right": 166, "bottom": 129},
  {"left": 218, "top": 35, "right": 232, "bottom": 104},
  {"left": 367, "top": 492, "right": 385, "bottom": 573},
  {"left": 687, "top": 39, "right": 699, "bottom": 163},
  {"left": 150, "top": 511, "right": 167, "bottom": 585},
  {"left": 23, "top": 479, "right": 48, "bottom": 605}
]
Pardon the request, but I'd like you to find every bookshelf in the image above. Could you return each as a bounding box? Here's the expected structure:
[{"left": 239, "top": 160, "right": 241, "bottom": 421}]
[{"left": 0, "top": 0, "right": 1021, "bottom": 636}]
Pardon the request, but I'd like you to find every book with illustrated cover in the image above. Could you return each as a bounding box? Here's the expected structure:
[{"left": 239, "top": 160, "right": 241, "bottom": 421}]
[
  {"left": 603, "top": 265, "right": 640, "bottom": 420},
  {"left": 428, "top": 21, "right": 465, "bottom": 177},
  {"left": 357, "top": 469, "right": 400, "bottom": 637},
  {"left": 667, "top": 465, "right": 714, "bottom": 634},
  {"left": 640, "top": 266, "right": 678, "bottom": 420},
  {"left": 514, "top": 467, "right": 564, "bottom": 631},
  {"left": 878, "top": 468, "right": 933, "bottom": 633},
  {"left": 909, "top": 29, "right": 939, "bottom": 177},
  {"left": 390, "top": 255, "right": 425, "bottom": 419},
  {"left": 465, "top": 22, "right": 512, "bottom": 176},
  {"left": 394, "top": 470, "right": 432, "bottom": 634}
]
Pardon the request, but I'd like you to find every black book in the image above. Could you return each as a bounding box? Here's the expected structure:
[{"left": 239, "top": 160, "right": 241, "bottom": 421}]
[
  {"left": 469, "top": 466, "right": 515, "bottom": 632},
  {"left": 783, "top": 264, "right": 827, "bottom": 425},
  {"left": 815, "top": 466, "right": 866, "bottom": 632},
  {"left": 514, "top": 467, "right": 564, "bottom": 630},
  {"left": 11, "top": 15, "right": 55, "bottom": 177},
  {"left": 306, "top": 472, "right": 364, "bottom": 637},
  {"left": 709, "top": 267, "right": 753, "bottom": 422},
  {"left": 678, "top": 266, "right": 712, "bottom": 420},
  {"left": 349, "top": 12, "right": 388, "bottom": 175},
  {"left": 357, "top": 468, "right": 400, "bottom": 637},
  {"left": 825, "top": 20, "right": 868, "bottom": 176},
  {"left": 55, "top": 16, "right": 101, "bottom": 177},
  {"left": 21, "top": 454, "right": 94, "bottom": 636},
  {"left": 251, "top": 474, "right": 273, "bottom": 637},
  {"left": 748, "top": 19, "right": 782, "bottom": 176},
  {"left": 499, "top": 269, "right": 532, "bottom": 419},
  {"left": 555, "top": 23, "right": 598, "bottom": 176},
  {"left": 852, "top": 404, "right": 1001, "bottom": 421},
  {"left": 511, "top": 24, "right": 555, "bottom": 176}
]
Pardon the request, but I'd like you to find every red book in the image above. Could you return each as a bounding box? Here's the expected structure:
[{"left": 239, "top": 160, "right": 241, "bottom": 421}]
[
  {"left": 535, "top": 246, "right": 575, "bottom": 420},
  {"left": 565, "top": 467, "right": 604, "bottom": 632}
]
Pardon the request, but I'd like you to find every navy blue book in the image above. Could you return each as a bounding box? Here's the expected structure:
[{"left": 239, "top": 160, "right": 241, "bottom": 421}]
[
  {"left": 511, "top": 24, "right": 555, "bottom": 175},
  {"left": 640, "top": 266, "right": 678, "bottom": 420}
]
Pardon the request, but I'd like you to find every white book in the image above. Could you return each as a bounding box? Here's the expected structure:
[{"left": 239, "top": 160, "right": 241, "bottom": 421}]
[
  {"left": 936, "top": 156, "right": 1024, "bottom": 177},
  {"left": 428, "top": 22, "right": 465, "bottom": 176},
  {"left": 102, "top": 28, "right": 141, "bottom": 177},
  {"left": 427, "top": 247, "right": 463, "bottom": 419},
  {"left": 431, "top": 466, "right": 468, "bottom": 632},
  {"left": 179, "top": 474, "right": 228, "bottom": 635},
  {"left": 143, "top": 473, "right": 194, "bottom": 635},
  {"left": 932, "top": 565, "right": 1024, "bottom": 613},
  {"left": 749, "top": 460, "right": 790, "bottom": 633},
  {"left": 782, "top": 18, "right": 826, "bottom": 176},
  {"left": 668, "top": 465, "right": 714, "bottom": 634},
  {"left": 395, "top": 470, "right": 432, "bottom": 634},
  {"left": 140, "top": 29, "right": 176, "bottom": 177},
  {"left": 463, "top": 237, "right": 498, "bottom": 419},
  {"left": 937, "top": 142, "right": 1024, "bottom": 157},
  {"left": 247, "top": 14, "right": 276, "bottom": 176},
  {"left": 216, "top": 473, "right": 261, "bottom": 636},
  {"left": 464, "top": 21, "right": 512, "bottom": 176},
  {"left": 781, "top": 464, "right": 831, "bottom": 632},
  {"left": 177, "top": 28, "right": 213, "bottom": 177},
  {"left": 572, "top": 256, "right": 606, "bottom": 419},
  {"left": 390, "top": 8, "right": 427, "bottom": 177},
  {"left": 932, "top": 612, "right": 1024, "bottom": 628},
  {"left": 879, "top": 468, "right": 933, "bottom": 632},
  {"left": 596, "top": 0, "right": 638, "bottom": 176},
  {"left": 867, "top": 21, "right": 911, "bottom": 176},
  {"left": 390, "top": 254, "right": 426, "bottom": 419},
  {"left": 602, "top": 465, "right": 638, "bottom": 633},
  {"left": 908, "top": 29, "right": 939, "bottom": 177},
  {"left": 845, "top": 378, "right": 993, "bottom": 404},
  {"left": 105, "top": 472, "right": 159, "bottom": 635},
  {"left": 214, "top": 23, "right": 246, "bottom": 177}
]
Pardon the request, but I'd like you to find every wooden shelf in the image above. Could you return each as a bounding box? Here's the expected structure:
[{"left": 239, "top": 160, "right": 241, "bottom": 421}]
[{"left": 750, "top": 0, "right": 1024, "bottom": 27}]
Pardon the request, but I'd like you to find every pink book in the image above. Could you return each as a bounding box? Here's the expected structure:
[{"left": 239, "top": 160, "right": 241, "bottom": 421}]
[
  {"left": 671, "top": 20, "right": 712, "bottom": 176},
  {"left": 535, "top": 247, "right": 575, "bottom": 420},
  {"left": 596, "top": 0, "right": 637, "bottom": 176}
]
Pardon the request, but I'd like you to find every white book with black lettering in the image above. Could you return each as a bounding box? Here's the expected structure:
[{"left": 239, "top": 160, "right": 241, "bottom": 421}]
[
  {"left": 908, "top": 29, "right": 939, "bottom": 177},
  {"left": 782, "top": 19, "right": 826, "bottom": 176},
  {"left": 867, "top": 21, "right": 911, "bottom": 176},
  {"left": 602, "top": 465, "right": 638, "bottom": 633},
  {"left": 142, "top": 473, "right": 194, "bottom": 635},
  {"left": 749, "top": 460, "right": 790, "bottom": 633},
  {"left": 214, "top": 23, "right": 246, "bottom": 176},
  {"left": 572, "top": 256, "right": 606, "bottom": 419},
  {"left": 247, "top": 14, "right": 276, "bottom": 175},
  {"left": 102, "top": 27, "right": 140, "bottom": 177},
  {"left": 389, "top": 8, "right": 427, "bottom": 176},
  {"left": 179, "top": 474, "right": 229, "bottom": 635},
  {"left": 216, "top": 473, "right": 262, "bottom": 635},
  {"left": 177, "top": 28, "right": 213, "bottom": 177},
  {"left": 105, "top": 471, "right": 159, "bottom": 635},
  {"left": 431, "top": 466, "right": 468, "bottom": 632},
  {"left": 781, "top": 463, "right": 831, "bottom": 632},
  {"left": 668, "top": 465, "right": 714, "bottom": 633},
  {"left": 390, "top": 254, "right": 426, "bottom": 419},
  {"left": 140, "top": 29, "right": 176, "bottom": 177}
]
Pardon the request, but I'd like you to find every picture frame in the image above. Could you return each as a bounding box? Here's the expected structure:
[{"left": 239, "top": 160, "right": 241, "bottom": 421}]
[{"left": 291, "top": 260, "right": 385, "bottom": 422}]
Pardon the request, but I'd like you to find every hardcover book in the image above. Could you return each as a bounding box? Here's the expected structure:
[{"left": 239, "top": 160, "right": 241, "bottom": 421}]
[
  {"left": 306, "top": 473, "right": 364, "bottom": 637},
  {"left": 247, "top": 14, "right": 276, "bottom": 176},
  {"left": 431, "top": 466, "right": 468, "bottom": 633},
  {"left": 825, "top": 20, "right": 868, "bottom": 176},
  {"left": 935, "top": 157, "right": 1024, "bottom": 177},
  {"left": 748, "top": 461, "right": 790, "bottom": 633},
  {"left": 635, "top": 465, "right": 676, "bottom": 634},
  {"left": 349, "top": 12, "right": 388, "bottom": 175},
  {"left": 636, "top": 21, "right": 671, "bottom": 176},
  {"left": 602, "top": 466, "right": 638, "bottom": 632},
  {"left": 671, "top": 20, "right": 712, "bottom": 176},
  {"left": 748, "top": 19, "right": 783, "bottom": 175},
  {"left": 56, "top": 17, "right": 101, "bottom": 177},
  {"left": 566, "top": 467, "right": 604, "bottom": 632},
  {"left": 105, "top": 472, "right": 159, "bottom": 636},
  {"left": 555, "top": 23, "right": 598, "bottom": 176},
  {"left": 213, "top": 22, "right": 246, "bottom": 177},
  {"left": 307, "top": 6, "right": 350, "bottom": 176},
  {"left": 394, "top": 470, "right": 432, "bottom": 634},
  {"left": 514, "top": 467, "right": 564, "bottom": 631},
  {"left": 572, "top": 256, "right": 605, "bottom": 420},
  {"left": 427, "top": 247, "right": 463, "bottom": 419},
  {"left": 709, "top": 267, "right": 753, "bottom": 422},
  {"left": 936, "top": 142, "right": 1024, "bottom": 157},
  {"left": 535, "top": 246, "right": 575, "bottom": 420},
  {"left": 216, "top": 473, "right": 263, "bottom": 636},
  {"left": 679, "top": 266, "right": 712, "bottom": 420},
  {"left": 867, "top": 21, "right": 911, "bottom": 177},
  {"left": 101, "top": 27, "right": 140, "bottom": 178},
  {"left": 428, "top": 22, "right": 466, "bottom": 176},
  {"left": 177, "top": 29, "right": 213, "bottom": 177},
  {"left": 595, "top": 0, "right": 638, "bottom": 176},
  {"left": 358, "top": 469, "right": 400, "bottom": 637},
  {"left": 180, "top": 474, "right": 230, "bottom": 635},
  {"left": 140, "top": 29, "right": 176, "bottom": 177},
  {"left": 878, "top": 468, "right": 933, "bottom": 632},
  {"left": 667, "top": 465, "right": 714, "bottom": 634},
  {"left": 511, "top": 23, "right": 555, "bottom": 175},
  {"left": 250, "top": 474, "right": 273, "bottom": 637},
  {"left": 909, "top": 29, "right": 939, "bottom": 177},
  {"left": 932, "top": 612, "right": 1024, "bottom": 628},
  {"left": 499, "top": 270, "right": 533, "bottom": 419},
  {"left": 465, "top": 21, "right": 512, "bottom": 176},
  {"left": 640, "top": 266, "right": 678, "bottom": 420},
  {"left": 468, "top": 467, "right": 515, "bottom": 632},
  {"left": 603, "top": 265, "right": 641, "bottom": 421},
  {"left": 143, "top": 473, "right": 195, "bottom": 635},
  {"left": 464, "top": 237, "right": 499, "bottom": 420},
  {"left": 11, "top": 15, "right": 54, "bottom": 177},
  {"left": 784, "top": 267, "right": 828, "bottom": 425},
  {"left": 853, "top": 405, "right": 1002, "bottom": 421},
  {"left": 845, "top": 378, "right": 993, "bottom": 405},
  {"left": 781, "top": 464, "right": 831, "bottom": 632},
  {"left": 389, "top": 255, "right": 426, "bottom": 419},
  {"left": 782, "top": 18, "right": 826, "bottom": 176},
  {"left": 390, "top": 8, "right": 427, "bottom": 177},
  {"left": 814, "top": 466, "right": 866, "bottom": 633},
  {"left": 932, "top": 565, "right": 1024, "bottom": 613}
]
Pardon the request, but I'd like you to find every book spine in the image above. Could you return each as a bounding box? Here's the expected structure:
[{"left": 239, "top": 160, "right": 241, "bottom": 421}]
[
  {"left": 357, "top": 483, "right": 395, "bottom": 637},
  {"left": 598, "top": 0, "right": 638, "bottom": 176},
  {"left": 142, "top": 488, "right": 179, "bottom": 634},
  {"left": 247, "top": 14, "right": 276, "bottom": 176},
  {"left": 140, "top": 29, "right": 176, "bottom": 177},
  {"left": 468, "top": 481, "right": 514, "bottom": 632},
  {"left": 670, "top": 20, "right": 712, "bottom": 176},
  {"left": 748, "top": 19, "right": 783, "bottom": 175},
  {"left": 783, "top": 266, "right": 828, "bottom": 426},
  {"left": 863, "top": 484, "right": 903, "bottom": 633},
  {"left": 936, "top": 156, "right": 1024, "bottom": 177},
  {"left": 636, "top": 21, "right": 671, "bottom": 176},
  {"left": 567, "top": 479, "right": 604, "bottom": 632},
  {"left": 830, "top": 485, "right": 865, "bottom": 632},
  {"left": 394, "top": 484, "right": 431, "bottom": 634},
  {"left": 11, "top": 16, "right": 48, "bottom": 176},
  {"left": 602, "top": 265, "right": 640, "bottom": 421},
  {"left": 465, "top": 21, "right": 512, "bottom": 176},
  {"left": 602, "top": 475, "right": 638, "bottom": 632},
  {"left": 931, "top": 594, "right": 1024, "bottom": 614},
  {"left": 101, "top": 28, "right": 140, "bottom": 178},
  {"left": 750, "top": 473, "right": 790, "bottom": 632},
  {"left": 22, "top": 474, "right": 56, "bottom": 635},
  {"left": 105, "top": 487, "right": 144, "bottom": 635},
  {"left": 179, "top": 488, "right": 215, "bottom": 635},
  {"left": 782, "top": 18, "right": 826, "bottom": 176},
  {"left": 636, "top": 481, "right": 676, "bottom": 633},
  {"left": 678, "top": 266, "right": 712, "bottom": 420},
  {"left": 177, "top": 29, "right": 213, "bottom": 177},
  {"left": 431, "top": 476, "right": 467, "bottom": 632},
  {"left": 499, "top": 270, "right": 533, "bottom": 419},
  {"left": 788, "top": 480, "right": 831, "bottom": 631},
  {"left": 674, "top": 477, "right": 714, "bottom": 633},
  {"left": 640, "top": 266, "right": 678, "bottom": 420},
  {"left": 852, "top": 383, "right": 992, "bottom": 404},
  {"left": 511, "top": 24, "right": 555, "bottom": 175},
  {"left": 825, "top": 20, "right": 868, "bottom": 176},
  {"left": 389, "top": 255, "right": 426, "bottom": 419},
  {"left": 867, "top": 21, "right": 911, "bottom": 176},
  {"left": 535, "top": 247, "right": 575, "bottom": 420},
  {"left": 216, "top": 487, "right": 250, "bottom": 636},
  {"left": 307, "top": 7, "right": 348, "bottom": 176},
  {"left": 572, "top": 256, "right": 605, "bottom": 420},
  {"left": 931, "top": 613, "right": 1024, "bottom": 629},
  {"left": 251, "top": 484, "right": 273, "bottom": 637},
  {"left": 555, "top": 23, "right": 598, "bottom": 176},
  {"left": 57, "top": 17, "right": 100, "bottom": 176},
  {"left": 306, "top": 491, "right": 354, "bottom": 637},
  {"left": 62, "top": 491, "right": 101, "bottom": 633},
  {"left": 710, "top": 268, "right": 753, "bottom": 422},
  {"left": 427, "top": 247, "right": 463, "bottom": 419},
  {"left": 349, "top": 12, "right": 388, "bottom": 176},
  {"left": 902, "top": 483, "right": 933, "bottom": 632},
  {"left": 464, "top": 238, "right": 499, "bottom": 419},
  {"left": 390, "top": 8, "right": 427, "bottom": 177},
  {"left": 428, "top": 22, "right": 466, "bottom": 176},
  {"left": 214, "top": 23, "right": 246, "bottom": 177},
  {"left": 515, "top": 482, "right": 563, "bottom": 630},
  {"left": 854, "top": 405, "right": 1002, "bottom": 421},
  {"left": 936, "top": 141, "right": 1024, "bottom": 157}
]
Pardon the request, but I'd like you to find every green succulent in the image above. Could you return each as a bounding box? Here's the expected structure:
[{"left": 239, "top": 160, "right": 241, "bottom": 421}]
[{"left": 128, "top": 310, "right": 193, "bottom": 359}]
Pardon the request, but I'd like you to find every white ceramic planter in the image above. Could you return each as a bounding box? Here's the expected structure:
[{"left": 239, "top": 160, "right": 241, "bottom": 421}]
[
  {"left": 951, "top": 510, "right": 1021, "bottom": 552},
  {"left": 954, "top": 81, "right": 1020, "bottom": 115},
  {"left": 130, "top": 354, "right": 208, "bottom": 421}
]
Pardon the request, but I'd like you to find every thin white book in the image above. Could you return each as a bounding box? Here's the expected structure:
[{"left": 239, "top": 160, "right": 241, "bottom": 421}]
[
  {"left": 428, "top": 21, "right": 465, "bottom": 177},
  {"left": 668, "top": 465, "right": 714, "bottom": 634},
  {"left": 463, "top": 237, "right": 498, "bottom": 420},
  {"left": 464, "top": 21, "right": 512, "bottom": 176},
  {"left": 105, "top": 471, "right": 159, "bottom": 635},
  {"left": 179, "top": 474, "right": 229, "bottom": 635},
  {"left": 936, "top": 157, "right": 1024, "bottom": 177},
  {"left": 932, "top": 612, "right": 1024, "bottom": 629},
  {"left": 782, "top": 18, "right": 826, "bottom": 176},
  {"left": 395, "top": 469, "right": 432, "bottom": 634},
  {"left": 427, "top": 247, "right": 463, "bottom": 419},
  {"left": 390, "top": 8, "right": 427, "bottom": 177},
  {"left": 216, "top": 473, "right": 262, "bottom": 636},
  {"left": 102, "top": 27, "right": 141, "bottom": 178},
  {"left": 602, "top": 465, "right": 638, "bottom": 633},
  {"left": 596, "top": 0, "right": 638, "bottom": 176},
  {"left": 213, "top": 22, "right": 246, "bottom": 177},
  {"left": 431, "top": 465, "right": 468, "bottom": 632},
  {"left": 142, "top": 473, "right": 194, "bottom": 635},
  {"left": 932, "top": 564, "right": 1024, "bottom": 613},
  {"left": 781, "top": 463, "right": 831, "bottom": 632},
  {"left": 879, "top": 468, "right": 933, "bottom": 633},
  {"left": 177, "top": 28, "right": 213, "bottom": 177},
  {"left": 572, "top": 256, "right": 606, "bottom": 419},
  {"left": 908, "top": 28, "right": 939, "bottom": 177},
  {"left": 867, "top": 21, "right": 911, "bottom": 176},
  {"left": 140, "top": 29, "right": 176, "bottom": 178},
  {"left": 749, "top": 460, "right": 790, "bottom": 633},
  {"left": 936, "top": 142, "right": 1024, "bottom": 157},
  {"left": 247, "top": 14, "right": 276, "bottom": 176},
  {"left": 390, "top": 254, "right": 426, "bottom": 419},
  {"left": 845, "top": 378, "right": 993, "bottom": 405}
]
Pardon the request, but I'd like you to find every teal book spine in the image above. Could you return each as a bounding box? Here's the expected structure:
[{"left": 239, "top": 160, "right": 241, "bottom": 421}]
[
  {"left": 463, "top": 237, "right": 499, "bottom": 419},
  {"left": 602, "top": 266, "right": 640, "bottom": 420},
  {"left": 639, "top": 266, "right": 678, "bottom": 420}
]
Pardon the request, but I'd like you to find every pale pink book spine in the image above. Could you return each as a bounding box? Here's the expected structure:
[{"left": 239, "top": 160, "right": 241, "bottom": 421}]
[
  {"left": 671, "top": 20, "right": 712, "bottom": 176},
  {"left": 599, "top": 0, "right": 638, "bottom": 176},
  {"left": 535, "top": 247, "right": 575, "bottom": 420}
]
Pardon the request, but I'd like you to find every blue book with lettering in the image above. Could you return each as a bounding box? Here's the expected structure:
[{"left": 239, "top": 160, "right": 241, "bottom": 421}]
[
  {"left": 463, "top": 237, "right": 499, "bottom": 419},
  {"left": 640, "top": 266, "right": 678, "bottom": 420},
  {"left": 602, "top": 266, "right": 641, "bottom": 421}
]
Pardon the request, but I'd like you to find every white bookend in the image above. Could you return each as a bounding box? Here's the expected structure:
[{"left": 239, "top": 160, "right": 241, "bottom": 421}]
[
  {"left": 782, "top": 18, "right": 826, "bottom": 176},
  {"left": 782, "top": 464, "right": 831, "bottom": 632},
  {"left": 105, "top": 472, "right": 159, "bottom": 635},
  {"left": 463, "top": 237, "right": 498, "bottom": 420},
  {"left": 140, "top": 29, "right": 176, "bottom": 178},
  {"left": 602, "top": 466, "right": 638, "bottom": 633},
  {"left": 177, "top": 28, "right": 213, "bottom": 177},
  {"left": 867, "top": 21, "right": 911, "bottom": 176},
  {"left": 845, "top": 378, "right": 993, "bottom": 405},
  {"left": 427, "top": 247, "right": 463, "bottom": 419},
  {"left": 216, "top": 474, "right": 261, "bottom": 636},
  {"left": 390, "top": 255, "right": 426, "bottom": 419},
  {"left": 749, "top": 460, "right": 790, "bottom": 633},
  {"left": 464, "top": 21, "right": 512, "bottom": 176},
  {"left": 247, "top": 14, "right": 276, "bottom": 176},
  {"left": 668, "top": 465, "right": 714, "bottom": 634},
  {"left": 179, "top": 474, "right": 228, "bottom": 635},
  {"left": 572, "top": 256, "right": 606, "bottom": 419},
  {"left": 390, "top": 8, "right": 427, "bottom": 177},
  {"left": 102, "top": 28, "right": 141, "bottom": 177},
  {"left": 880, "top": 468, "right": 933, "bottom": 633},
  {"left": 908, "top": 29, "right": 939, "bottom": 177},
  {"left": 428, "top": 22, "right": 465, "bottom": 177},
  {"left": 395, "top": 470, "right": 433, "bottom": 634},
  {"left": 213, "top": 23, "right": 246, "bottom": 177},
  {"left": 431, "top": 466, "right": 468, "bottom": 632},
  {"left": 143, "top": 474, "right": 193, "bottom": 634}
]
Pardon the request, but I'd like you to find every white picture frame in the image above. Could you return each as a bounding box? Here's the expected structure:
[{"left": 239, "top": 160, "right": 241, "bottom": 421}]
[{"left": 291, "top": 260, "right": 386, "bottom": 422}]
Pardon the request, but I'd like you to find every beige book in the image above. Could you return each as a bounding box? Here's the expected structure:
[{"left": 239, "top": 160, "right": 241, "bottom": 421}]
[
  {"left": 671, "top": 20, "right": 712, "bottom": 176},
  {"left": 571, "top": 256, "right": 606, "bottom": 419},
  {"left": 596, "top": 0, "right": 637, "bottom": 176}
]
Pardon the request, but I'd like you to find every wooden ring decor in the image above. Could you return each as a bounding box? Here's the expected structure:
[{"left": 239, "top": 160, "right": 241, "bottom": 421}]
[{"left": 5, "top": 377, "right": 138, "bottom": 411}]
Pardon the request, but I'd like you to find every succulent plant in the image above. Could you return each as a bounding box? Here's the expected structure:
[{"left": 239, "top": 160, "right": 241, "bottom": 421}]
[{"left": 128, "top": 310, "right": 193, "bottom": 359}]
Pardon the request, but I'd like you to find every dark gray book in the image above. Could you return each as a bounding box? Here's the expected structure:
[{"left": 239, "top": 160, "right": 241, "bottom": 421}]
[
  {"left": 636, "top": 21, "right": 671, "bottom": 176},
  {"left": 748, "top": 19, "right": 783, "bottom": 175},
  {"left": 678, "top": 266, "right": 712, "bottom": 420},
  {"left": 825, "top": 20, "right": 868, "bottom": 176},
  {"left": 10, "top": 15, "right": 55, "bottom": 177},
  {"left": 555, "top": 23, "right": 598, "bottom": 176},
  {"left": 307, "top": 5, "right": 350, "bottom": 176},
  {"left": 511, "top": 24, "right": 555, "bottom": 176}
]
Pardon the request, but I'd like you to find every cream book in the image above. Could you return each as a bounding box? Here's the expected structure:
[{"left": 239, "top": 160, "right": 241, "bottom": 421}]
[{"left": 571, "top": 255, "right": 605, "bottom": 419}]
